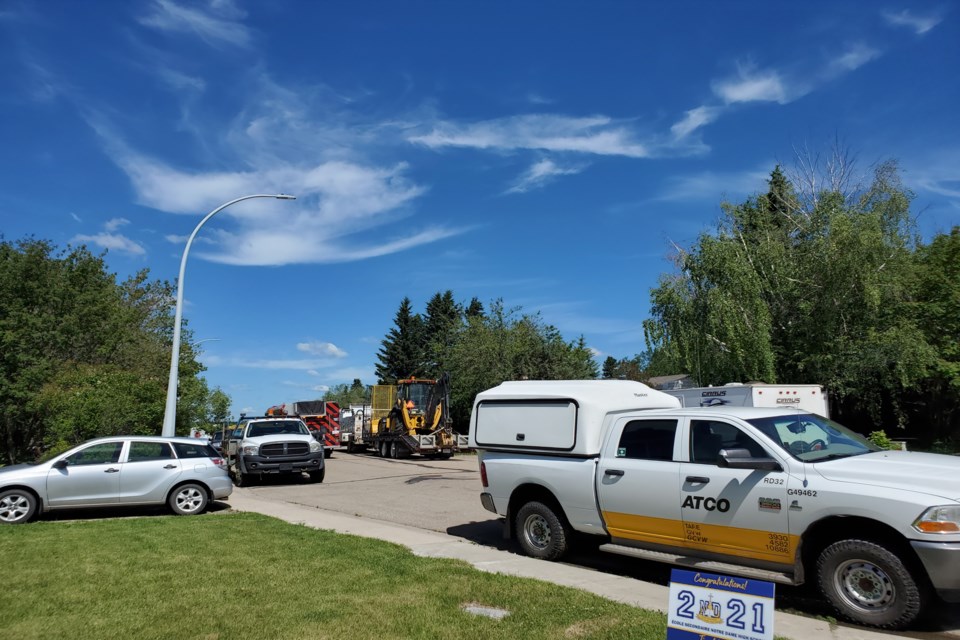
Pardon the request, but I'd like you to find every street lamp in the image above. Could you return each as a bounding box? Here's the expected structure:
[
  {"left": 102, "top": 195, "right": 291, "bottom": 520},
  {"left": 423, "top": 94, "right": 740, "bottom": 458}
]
[{"left": 161, "top": 194, "right": 296, "bottom": 437}]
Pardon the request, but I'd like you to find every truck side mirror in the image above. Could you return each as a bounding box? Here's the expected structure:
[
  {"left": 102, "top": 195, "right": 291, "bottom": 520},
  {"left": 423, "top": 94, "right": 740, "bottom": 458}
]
[{"left": 718, "top": 448, "right": 782, "bottom": 472}]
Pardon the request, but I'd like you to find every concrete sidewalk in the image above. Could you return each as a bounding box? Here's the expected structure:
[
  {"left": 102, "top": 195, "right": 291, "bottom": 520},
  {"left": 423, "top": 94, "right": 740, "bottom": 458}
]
[{"left": 225, "top": 489, "right": 909, "bottom": 640}]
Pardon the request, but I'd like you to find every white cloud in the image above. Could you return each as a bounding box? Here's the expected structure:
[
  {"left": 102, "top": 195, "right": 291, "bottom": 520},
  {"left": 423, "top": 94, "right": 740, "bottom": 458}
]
[
  {"left": 882, "top": 9, "right": 942, "bottom": 35},
  {"left": 71, "top": 232, "right": 147, "bottom": 256},
  {"left": 70, "top": 212, "right": 82, "bottom": 222},
  {"left": 828, "top": 43, "right": 881, "bottom": 73},
  {"left": 712, "top": 65, "right": 789, "bottom": 105},
  {"left": 139, "top": 0, "right": 251, "bottom": 48},
  {"left": 157, "top": 67, "right": 206, "bottom": 92},
  {"left": 671, "top": 106, "right": 723, "bottom": 139},
  {"left": 654, "top": 168, "right": 770, "bottom": 203},
  {"left": 506, "top": 159, "right": 585, "bottom": 194},
  {"left": 409, "top": 114, "right": 650, "bottom": 158},
  {"left": 297, "top": 341, "right": 348, "bottom": 358},
  {"left": 104, "top": 217, "right": 131, "bottom": 232},
  {"left": 306, "top": 370, "right": 320, "bottom": 377}
]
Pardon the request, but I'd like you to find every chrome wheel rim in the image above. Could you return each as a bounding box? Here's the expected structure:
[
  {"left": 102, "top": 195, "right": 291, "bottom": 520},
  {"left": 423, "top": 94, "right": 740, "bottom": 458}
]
[
  {"left": 523, "top": 514, "right": 550, "bottom": 550},
  {"left": 175, "top": 487, "right": 204, "bottom": 513},
  {"left": 835, "top": 559, "right": 896, "bottom": 611},
  {"left": 0, "top": 494, "right": 30, "bottom": 522}
]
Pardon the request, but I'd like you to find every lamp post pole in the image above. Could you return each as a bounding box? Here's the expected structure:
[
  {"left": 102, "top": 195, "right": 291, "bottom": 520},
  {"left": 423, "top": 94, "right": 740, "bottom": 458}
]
[{"left": 161, "top": 194, "right": 296, "bottom": 438}]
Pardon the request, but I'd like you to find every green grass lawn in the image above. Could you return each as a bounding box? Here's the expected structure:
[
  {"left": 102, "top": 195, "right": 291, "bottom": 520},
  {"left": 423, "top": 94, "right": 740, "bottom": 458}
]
[{"left": 0, "top": 512, "right": 668, "bottom": 640}]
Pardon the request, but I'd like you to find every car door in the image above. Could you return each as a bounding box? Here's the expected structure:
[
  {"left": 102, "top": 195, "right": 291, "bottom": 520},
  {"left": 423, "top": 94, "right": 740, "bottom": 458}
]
[
  {"left": 679, "top": 417, "right": 794, "bottom": 567},
  {"left": 596, "top": 417, "right": 685, "bottom": 549},
  {"left": 46, "top": 441, "right": 125, "bottom": 507},
  {"left": 119, "top": 441, "right": 181, "bottom": 504}
]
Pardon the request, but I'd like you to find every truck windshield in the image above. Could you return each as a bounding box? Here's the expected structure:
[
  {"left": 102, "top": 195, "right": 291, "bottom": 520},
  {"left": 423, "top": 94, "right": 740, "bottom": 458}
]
[
  {"left": 746, "top": 413, "right": 882, "bottom": 462},
  {"left": 247, "top": 421, "right": 309, "bottom": 437}
]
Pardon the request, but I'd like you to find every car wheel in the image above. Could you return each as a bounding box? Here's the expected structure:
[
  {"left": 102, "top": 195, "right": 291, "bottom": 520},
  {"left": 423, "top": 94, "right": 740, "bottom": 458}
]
[
  {"left": 515, "top": 501, "right": 571, "bottom": 560},
  {"left": 817, "top": 539, "right": 925, "bottom": 629},
  {"left": 169, "top": 483, "right": 209, "bottom": 516},
  {"left": 309, "top": 468, "right": 325, "bottom": 483},
  {"left": 0, "top": 489, "right": 37, "bottom": 524}
]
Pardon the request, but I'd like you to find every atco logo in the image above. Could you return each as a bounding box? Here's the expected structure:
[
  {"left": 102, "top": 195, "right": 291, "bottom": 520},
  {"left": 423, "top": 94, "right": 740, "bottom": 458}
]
[
  {"left": 682, "top": 495, "right": 731, "bottom": 512},
  {"left": 702, "top": 391, "right": 727, "bottom": 397},
  {"left": 776, "top": 398, "right": 800, "bottom": 404}
]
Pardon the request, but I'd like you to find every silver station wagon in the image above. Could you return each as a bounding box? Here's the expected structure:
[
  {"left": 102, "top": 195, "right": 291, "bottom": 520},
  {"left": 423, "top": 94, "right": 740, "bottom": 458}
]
[{"left": 0, "top": 436, "right": 233, "bottom": 524}]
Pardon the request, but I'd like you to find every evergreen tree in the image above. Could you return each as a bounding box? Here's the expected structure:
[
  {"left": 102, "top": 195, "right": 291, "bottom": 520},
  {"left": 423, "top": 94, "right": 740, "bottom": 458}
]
[{"left": 375, "top": 297, "right": 425, "bottom": 383}]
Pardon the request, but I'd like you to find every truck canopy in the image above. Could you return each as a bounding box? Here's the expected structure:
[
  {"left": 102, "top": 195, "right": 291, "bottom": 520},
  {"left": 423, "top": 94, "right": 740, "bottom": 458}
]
[{"left": 470, "top": 380, "right": 680, "bottom": 456}]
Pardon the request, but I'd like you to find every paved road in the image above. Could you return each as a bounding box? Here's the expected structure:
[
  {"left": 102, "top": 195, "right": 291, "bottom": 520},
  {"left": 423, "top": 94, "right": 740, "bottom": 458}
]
[{"left": 240, "top": 450, "right": 960, "bottom": 639}]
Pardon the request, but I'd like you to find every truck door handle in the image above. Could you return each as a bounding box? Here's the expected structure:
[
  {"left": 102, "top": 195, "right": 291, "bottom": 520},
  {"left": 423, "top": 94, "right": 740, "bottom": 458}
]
[
  {"left": 686, "top": 476, "right": 710, "bottom": 484},
  {"left": 604, "top": 469, "right": 625, "bottom": 477},
  {"left": 104, "top": 468, "right": 120, "bottom": 473},
  {"left": 164, "top": 464, "right": 177, "bottom": 469}
]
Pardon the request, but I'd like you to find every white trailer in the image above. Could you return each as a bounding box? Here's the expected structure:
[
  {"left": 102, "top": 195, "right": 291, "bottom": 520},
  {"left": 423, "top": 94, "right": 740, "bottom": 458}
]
[{"left": 663, "top": 383, "right": 829, "bottom": 416}]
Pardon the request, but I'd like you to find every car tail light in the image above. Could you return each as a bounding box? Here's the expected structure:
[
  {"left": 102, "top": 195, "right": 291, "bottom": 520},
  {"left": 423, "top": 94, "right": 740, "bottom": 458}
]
[
  {"left": 480, "top": 460, "right": 488, "bottom": 488},
  {"left": 211, "top": 457, "right": 226, "bottom": 468}
]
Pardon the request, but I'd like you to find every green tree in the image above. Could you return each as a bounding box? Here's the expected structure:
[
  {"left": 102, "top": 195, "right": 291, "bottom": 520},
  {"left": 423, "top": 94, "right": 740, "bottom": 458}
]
[
  {"left": 447, "top": 300, "right": 597, "bottom": 429},
  {"left": 0, "top": 238, "right": 211, "bottom": 462},
  {"left": 909, "top": 227, "right": 960, "bottom": 441},
  {"left": 324, "top": 379, "right": 372, "bottom": 406},
  {"left": 601, "top": 356, "right": 618, "bottom": 379},
  {"left": 644, "top": 160, "right": 934, "bottom": 429},
  {"left": 422, "top": 290, "right": 463, "bottom": 378},
  {"left": 375, "top": 297, "right": 426, "bottom": 383},
  {"left": 208, "top": 388, "right": 232, "bottom": 425}
]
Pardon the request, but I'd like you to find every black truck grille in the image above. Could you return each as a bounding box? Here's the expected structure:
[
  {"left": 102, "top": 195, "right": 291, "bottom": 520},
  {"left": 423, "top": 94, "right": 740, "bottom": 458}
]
[{"left": 259, "top": 442, "right": 311, "bottom": 457}]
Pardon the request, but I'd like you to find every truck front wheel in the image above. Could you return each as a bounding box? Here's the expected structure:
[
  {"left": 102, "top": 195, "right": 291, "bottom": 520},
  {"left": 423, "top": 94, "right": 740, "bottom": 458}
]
[
  {"left": 515, "top": 501, "right": 571, "bottom": 560},
  {"left": 816, "top": 539, "right": 926, "bottom": 629}
]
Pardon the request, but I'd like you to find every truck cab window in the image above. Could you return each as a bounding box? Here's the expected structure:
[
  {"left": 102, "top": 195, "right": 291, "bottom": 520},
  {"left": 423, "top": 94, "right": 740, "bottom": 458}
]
[
  {"left": 690, "top": 420, "right": 766, "bottom": 463},
  {"left": 617, "top": 420, "right": 678, "bottom": 461}
]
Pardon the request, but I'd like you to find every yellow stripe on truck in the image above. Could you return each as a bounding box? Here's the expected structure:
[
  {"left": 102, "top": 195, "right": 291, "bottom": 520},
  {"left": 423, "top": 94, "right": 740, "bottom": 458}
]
[{"left": 602, "top": 511, "right": 800, "bottom": 564}]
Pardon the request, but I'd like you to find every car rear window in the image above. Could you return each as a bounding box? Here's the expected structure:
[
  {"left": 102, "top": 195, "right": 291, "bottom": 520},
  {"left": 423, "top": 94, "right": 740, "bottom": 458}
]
[{"left": 173, "top": 442, "right": 218, "bottom": 459}]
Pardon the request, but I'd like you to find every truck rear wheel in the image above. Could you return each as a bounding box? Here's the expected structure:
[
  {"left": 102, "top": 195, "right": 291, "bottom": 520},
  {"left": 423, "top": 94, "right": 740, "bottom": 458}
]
[
  {"left": 816, "top": 539, "right": 925, "bottom": 629},
  {"left": 515, "top": 501, "right": 571, "bottom": 560}
]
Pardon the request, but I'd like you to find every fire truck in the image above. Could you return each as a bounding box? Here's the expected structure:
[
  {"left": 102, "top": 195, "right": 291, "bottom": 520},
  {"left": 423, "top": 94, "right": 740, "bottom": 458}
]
[{"left": 265, "top": 401, "right": 341, "bottom": 458}]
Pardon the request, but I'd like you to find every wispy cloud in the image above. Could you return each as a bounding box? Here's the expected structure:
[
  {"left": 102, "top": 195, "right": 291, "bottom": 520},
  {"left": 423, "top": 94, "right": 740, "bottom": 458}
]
[
  {"left": 712, "top": 64, "right": 790, "bottom": 105},
  {"left": 104, "top": 217, "right": 130, "bottom": 232},
  {"left": 139, "top": 0, "right": 251, "bottom": 48},
  {"left": 297, "top": 341, "right": 348, "bottom": 358},
  {"left": 409, "top": 114, "right": 650, "bottom": 158},
  {"left": 671, "top": 106, "right": 723, "bottom": 139},
  {"left": 882, "top": 9, "right": 943, "bottom": 35},
  {"left": 70, "top": 212, "right": 82, "bottom": 223},
  {"left": 654, "top": 168, "right": 770, "bottom": 203},
  {"left": 827, "top": 43, "right": 881, "bottom": 73},
  {"left": 71, "top": 232, "right": 147, "bottom": 256},
  {"left": 506, "top": 159, "right": 585, "bottom": 194}
]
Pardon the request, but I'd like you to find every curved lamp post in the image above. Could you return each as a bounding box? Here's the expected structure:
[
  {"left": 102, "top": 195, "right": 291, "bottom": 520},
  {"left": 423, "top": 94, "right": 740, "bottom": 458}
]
[{"left": 161, "top": 194, "right": 296, "bottom": 437}]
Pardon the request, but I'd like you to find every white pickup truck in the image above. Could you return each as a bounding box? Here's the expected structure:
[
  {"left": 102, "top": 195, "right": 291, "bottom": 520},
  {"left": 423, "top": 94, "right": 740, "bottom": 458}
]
[{"left": 468, "top": 380, "right": 960, "bottom": 630}]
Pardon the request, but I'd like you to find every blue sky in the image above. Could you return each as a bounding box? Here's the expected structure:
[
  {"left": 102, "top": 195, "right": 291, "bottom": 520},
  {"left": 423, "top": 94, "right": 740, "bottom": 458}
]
[{"left": 1, "top": 1, "right": 957, "bottom": 417}]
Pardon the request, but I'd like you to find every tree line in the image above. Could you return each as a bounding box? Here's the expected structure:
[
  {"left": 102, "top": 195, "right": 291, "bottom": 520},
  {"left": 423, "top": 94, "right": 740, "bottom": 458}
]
[
  {"left": 324, "top": 292, "right": 597, "bottom": 430},
  {"left": 633, "top": 158, "right": 958, "bottom": 447},
  {"left": 0, "top": 239, "right": 229, "bottom": 463}
]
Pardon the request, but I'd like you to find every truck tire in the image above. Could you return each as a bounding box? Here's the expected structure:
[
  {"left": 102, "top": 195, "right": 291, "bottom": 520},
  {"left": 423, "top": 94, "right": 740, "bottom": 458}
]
[
  {"left": 816, "top": 539, "right": 925, "bottom": 629},
  {"left": 232, "top": 464, "right": 251, "bottom": 487},
  {"left": 515, "top": 501, "right": 571, "bottom": 560},
  {"left": 309, "top": 468, "right": 325, "bottom": 483},
  {"left": 390, "top": 441, "right": 399, "bottom": 459}
]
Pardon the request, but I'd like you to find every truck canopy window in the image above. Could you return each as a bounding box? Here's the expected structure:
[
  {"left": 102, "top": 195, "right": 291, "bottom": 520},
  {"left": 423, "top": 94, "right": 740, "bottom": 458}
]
[{"left": 617, "top": 420, "right": 677, "bottom": 461}]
